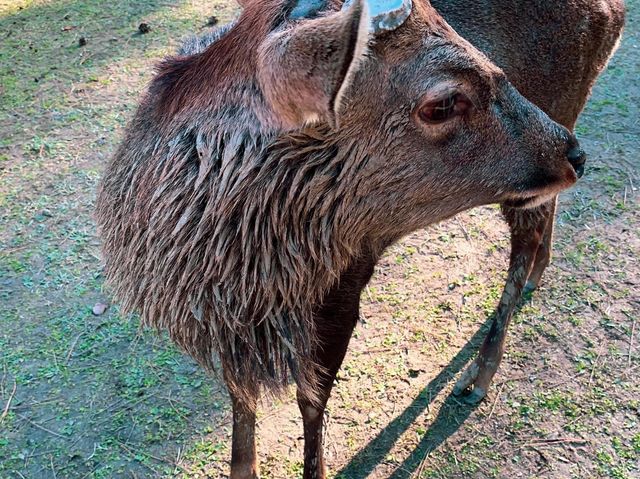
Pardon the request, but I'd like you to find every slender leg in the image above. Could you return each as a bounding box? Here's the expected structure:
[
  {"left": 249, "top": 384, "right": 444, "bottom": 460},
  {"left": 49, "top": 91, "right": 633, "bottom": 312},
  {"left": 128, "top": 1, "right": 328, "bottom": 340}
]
[
  {"left": 299, "top": 255, "right": 376, "bottom": 479},
  {"left": 298, "top": 321, "right": 356, "bottom": 479},
  {"left": 228, "top": 383, "right": 260, "bottom": 479},
  {"left": 453, "top": 201, "right": 552, "bottom": 403},
  {"left": 525, "top": 196, "right": 558, "bottom": 292}
]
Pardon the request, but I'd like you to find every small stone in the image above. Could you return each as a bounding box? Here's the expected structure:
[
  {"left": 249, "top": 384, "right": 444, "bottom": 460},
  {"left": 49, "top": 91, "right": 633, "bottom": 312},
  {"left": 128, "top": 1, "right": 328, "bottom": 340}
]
[
  {"left": 78, "top": 36, "right": 87, "bottom": 47},
  {"left": 92, "top": 302, "right": 108, "bottom": 316},
  {"left": 34, "top": 210, "right": 52, "bottom": 221},
  {"left": 138, "top": 22, "right": 151, "bottom": 34}
]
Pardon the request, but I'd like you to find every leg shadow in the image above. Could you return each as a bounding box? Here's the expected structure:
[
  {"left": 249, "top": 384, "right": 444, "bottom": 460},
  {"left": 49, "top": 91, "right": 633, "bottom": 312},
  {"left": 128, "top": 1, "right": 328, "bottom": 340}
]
[
  {"left": 335, "top": 317, "right": 491, "bottom": 479},
  {"left": 386, "top": 392, "right": 476, "bottom": 479}
]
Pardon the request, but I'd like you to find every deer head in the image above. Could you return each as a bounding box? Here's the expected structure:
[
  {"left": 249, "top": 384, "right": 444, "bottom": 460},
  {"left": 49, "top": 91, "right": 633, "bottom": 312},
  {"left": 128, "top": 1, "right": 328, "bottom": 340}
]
[{"left": 251, "top": 0, "right": 584, "bottom": 237}]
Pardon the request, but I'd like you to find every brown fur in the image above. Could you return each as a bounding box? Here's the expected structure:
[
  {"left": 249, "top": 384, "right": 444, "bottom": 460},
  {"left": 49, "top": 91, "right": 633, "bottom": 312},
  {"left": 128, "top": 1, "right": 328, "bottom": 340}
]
[
  {"left": 436, "top": 0, "right": 626, "bottom": 403},
  {"left": 95, "top": 0, "right": 621, "bottom": 476}
]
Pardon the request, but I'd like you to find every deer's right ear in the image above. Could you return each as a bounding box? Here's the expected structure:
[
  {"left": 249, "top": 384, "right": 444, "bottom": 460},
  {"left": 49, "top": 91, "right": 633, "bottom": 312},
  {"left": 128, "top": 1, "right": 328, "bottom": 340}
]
[{"left": 257, "top": 0, "right": 370, "bottom": 129}]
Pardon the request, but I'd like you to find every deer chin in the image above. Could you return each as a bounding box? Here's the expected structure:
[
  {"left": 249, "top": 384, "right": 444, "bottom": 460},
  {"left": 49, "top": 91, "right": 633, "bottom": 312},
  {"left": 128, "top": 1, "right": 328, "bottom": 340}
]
[
  {"left": 504, "top": 169, "right": 578, "bottom": 209},
  {"left": 503, "top": 194, "right": 554, "bottom": 210},
  {"left": 503, "top": 186, "right": 565, "bottom": 210}
]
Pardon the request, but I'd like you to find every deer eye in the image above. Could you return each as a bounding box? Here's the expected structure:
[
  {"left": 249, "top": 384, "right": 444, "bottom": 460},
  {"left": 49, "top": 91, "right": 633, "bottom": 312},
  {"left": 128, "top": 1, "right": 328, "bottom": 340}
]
[{"left": 418, "top": 93, "right": 470, "bottom": 124}]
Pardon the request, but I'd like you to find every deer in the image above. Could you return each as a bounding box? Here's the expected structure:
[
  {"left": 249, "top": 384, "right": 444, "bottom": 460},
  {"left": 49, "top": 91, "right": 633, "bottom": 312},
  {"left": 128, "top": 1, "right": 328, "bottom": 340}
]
[
  {"left": 430, "top": 0, "right": 625, "bottom": 404},
  {"left": 95, "top": 0, "right": 622, "bottom": 477}
]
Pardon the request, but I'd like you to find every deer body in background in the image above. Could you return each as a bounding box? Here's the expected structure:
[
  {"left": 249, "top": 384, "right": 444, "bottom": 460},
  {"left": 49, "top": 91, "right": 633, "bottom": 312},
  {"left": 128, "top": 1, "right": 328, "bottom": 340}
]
[
  {"left": 431, "top": 0, "right": 625, "bottom": 403},
  {"left": 95, "top": 0, "right": 622, "bottom": 477}
]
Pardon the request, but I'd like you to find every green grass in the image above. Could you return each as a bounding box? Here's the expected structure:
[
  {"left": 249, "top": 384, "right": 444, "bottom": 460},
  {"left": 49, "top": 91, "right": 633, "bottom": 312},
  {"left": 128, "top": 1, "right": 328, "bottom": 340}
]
[{"left": 0, "top": 1, "right": 239, "bottom": 477}]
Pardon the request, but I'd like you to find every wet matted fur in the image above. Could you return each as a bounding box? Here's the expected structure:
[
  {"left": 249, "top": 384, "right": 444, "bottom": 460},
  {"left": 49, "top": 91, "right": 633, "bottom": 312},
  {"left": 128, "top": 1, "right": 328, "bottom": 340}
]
[{"left": 95, "top": 0, "right": 589, "bottom": 409}]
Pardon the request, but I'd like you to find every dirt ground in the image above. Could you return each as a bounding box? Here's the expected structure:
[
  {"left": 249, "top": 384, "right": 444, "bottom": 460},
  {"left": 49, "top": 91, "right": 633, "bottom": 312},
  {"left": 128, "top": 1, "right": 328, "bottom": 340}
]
[{"left": 0, "top": 1, "right": 638, "bottom": 478}]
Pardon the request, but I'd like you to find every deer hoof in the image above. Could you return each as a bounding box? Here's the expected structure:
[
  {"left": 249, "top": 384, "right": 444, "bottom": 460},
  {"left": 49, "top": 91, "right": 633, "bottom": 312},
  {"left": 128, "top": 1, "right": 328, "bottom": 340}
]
[
  {"left": 452, "top": 361, "right": 480, "bottom": 396},
  {"left": 460, "top": 386, "right": 487, "bottom": 405},
  {"left": 523, "top": 279, "right": 538, "bottom": 295},
  {"left": 452, "top": 360, "right": 489, "bottom": 404}
]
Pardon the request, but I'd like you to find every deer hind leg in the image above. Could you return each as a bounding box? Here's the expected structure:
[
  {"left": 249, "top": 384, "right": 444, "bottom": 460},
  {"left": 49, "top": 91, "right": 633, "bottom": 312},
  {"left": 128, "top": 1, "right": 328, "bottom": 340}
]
[
  {"left": 453, "top": 201, "right": 553, "bottom": 403},
  {"left": 228, "top": 382, "right": 260, "bottom": 479}
]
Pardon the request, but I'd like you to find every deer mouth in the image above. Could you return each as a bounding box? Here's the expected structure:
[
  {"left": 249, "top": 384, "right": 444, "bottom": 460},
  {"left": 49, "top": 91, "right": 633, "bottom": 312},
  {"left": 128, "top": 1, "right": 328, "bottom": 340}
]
[{"left": 503, "top": 168, "right": 578, "bottom": 209}]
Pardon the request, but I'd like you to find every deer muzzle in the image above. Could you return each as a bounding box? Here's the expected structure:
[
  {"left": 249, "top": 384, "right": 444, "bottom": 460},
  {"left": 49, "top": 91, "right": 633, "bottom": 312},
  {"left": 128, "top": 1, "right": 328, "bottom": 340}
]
[{"left": 566, "top": 138, "right": 587, "bottom": 179}]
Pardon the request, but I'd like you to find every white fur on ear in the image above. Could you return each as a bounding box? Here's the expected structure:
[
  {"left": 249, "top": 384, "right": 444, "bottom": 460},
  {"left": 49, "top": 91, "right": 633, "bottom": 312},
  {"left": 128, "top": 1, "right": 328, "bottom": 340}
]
[
  {"left": 333, "top": 0, "right": 371, "bottom": 127},
  {"left": 302, "top": 113, "right": 321, "bottom": 126}
]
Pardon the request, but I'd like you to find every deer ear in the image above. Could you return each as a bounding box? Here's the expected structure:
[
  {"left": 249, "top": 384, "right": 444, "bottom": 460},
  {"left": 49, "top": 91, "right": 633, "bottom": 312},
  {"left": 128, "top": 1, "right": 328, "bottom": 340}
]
[{"left": 257, "top": 0, "right": 370, "bottom": 129}]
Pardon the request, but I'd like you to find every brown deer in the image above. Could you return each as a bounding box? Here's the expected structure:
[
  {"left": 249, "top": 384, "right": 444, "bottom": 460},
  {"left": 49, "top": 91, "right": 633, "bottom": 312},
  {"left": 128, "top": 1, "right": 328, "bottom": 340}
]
[{"left": 95, "top": 0, "right": 618, "bottom": 477}]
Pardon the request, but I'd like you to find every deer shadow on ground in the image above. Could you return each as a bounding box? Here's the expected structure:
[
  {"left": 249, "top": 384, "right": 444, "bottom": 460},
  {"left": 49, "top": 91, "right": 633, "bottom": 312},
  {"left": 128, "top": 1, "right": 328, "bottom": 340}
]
[{"left": 337, "top": 294, "right": 533, "bottom": 479}]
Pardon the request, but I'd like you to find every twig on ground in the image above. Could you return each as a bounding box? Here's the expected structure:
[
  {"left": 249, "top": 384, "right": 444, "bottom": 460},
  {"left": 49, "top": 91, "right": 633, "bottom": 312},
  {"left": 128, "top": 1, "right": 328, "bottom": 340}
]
[
  {"left": 86, "top": 443, "right": 98, "bottom": 461},
  {"left": 174, "top": 446, "right": 184, "bottom": 475},
  {"left": 623, "top": 186, "right": 628, "bottom": 205},
  {"left": 365, "top": 285, "right": 374, "bottom": 302},
  {"left": 65, "top": 333, "right": 84, "bottom": 364},
  {"left": 415, "top": 450, "right": 429, "bottom": 478},
  {"left": 10, "top": 397, "right": 59, "bottom": 411},
  {"left": 364, "top": 347, "right": 393, "bottom": 355},
  {"left": 521, "top": 437, "right": 588, "bottom": 449},
  {"left": 79, "top": 52, "right": 98, "bottom": 66},
  {"left": 456, "top": 217, "right": 472, "bottom": 243},
  {"left": 24, "top": 443, "right": 39, "bottom": 468},
  {"left": 50, "top": 456, "right": 57, "bottom": 479},
  {"left": 588, "top": 348, "right": 604, "bottom": 387},
  {"left": 494, "top": 366, "right": 545, "bottom": 386},
  {"left": 16, "top": 413, "right": 67, "bottom": 439},
  {"left": 1, "top": 380, "right": 17, "bottom": 422},
  {"left": 455, "top": 386, "right": 504, "bottom": 453},
  {"left": 67, "top": 393, "right": 154, "bottom": 451},
  {"left": 116, "top": 440, "right": 188, "bottom": 473},
  {"left": 627, "top": 312, "right": 636, "bottom": 368},
  {"left": 561, "top": 413, "right": 588, "bottom": 434},
  {"left": 80, "top": 465, "right": 101, "bottom": 479},
  {"left": 487, "top": 383, "right": 505, "bottom": 422},
  {"left": 0, "top": 364, "right": 6, "bottom": 397},
  {"left": 165, "top": 394, "right": 189, "bottom": 422},
  {"left": 16, "top": 449, "right": 56, "bottom": 460}
]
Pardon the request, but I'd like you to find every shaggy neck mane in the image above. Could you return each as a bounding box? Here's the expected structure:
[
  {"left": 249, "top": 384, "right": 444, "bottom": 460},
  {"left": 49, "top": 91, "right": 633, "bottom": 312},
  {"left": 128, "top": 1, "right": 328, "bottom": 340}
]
[
  {"left": 150, "top": 0, "right": 286, "bottom": 122},
  {"left": 97, "top": 1, "right": 388, "bottom": 403},
  {"left": 99, "top": 106, "right": 377, "bottom": 401}
]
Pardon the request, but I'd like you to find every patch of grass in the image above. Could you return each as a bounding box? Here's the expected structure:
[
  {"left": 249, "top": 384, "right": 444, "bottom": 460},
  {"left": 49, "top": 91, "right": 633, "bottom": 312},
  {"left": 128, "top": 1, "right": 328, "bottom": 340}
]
[
  {"left": 534, "top": 390, "right": 581, "bottom": 418},
  {"left": 0, "top": 1, "right": 241, "bottom": 478}
]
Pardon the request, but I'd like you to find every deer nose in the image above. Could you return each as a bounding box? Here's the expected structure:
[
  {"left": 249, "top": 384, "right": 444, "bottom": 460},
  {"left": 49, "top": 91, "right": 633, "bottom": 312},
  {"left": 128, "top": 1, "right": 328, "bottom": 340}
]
[{"left": 566, "top": 138, "right": 586, "bottom": 179}]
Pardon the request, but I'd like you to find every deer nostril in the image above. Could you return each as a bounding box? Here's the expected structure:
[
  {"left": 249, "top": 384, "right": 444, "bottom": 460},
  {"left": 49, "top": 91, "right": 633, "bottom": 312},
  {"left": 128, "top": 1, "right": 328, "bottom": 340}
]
[{"left": 567, "top": 145, "right": 586, "bottom": 179}]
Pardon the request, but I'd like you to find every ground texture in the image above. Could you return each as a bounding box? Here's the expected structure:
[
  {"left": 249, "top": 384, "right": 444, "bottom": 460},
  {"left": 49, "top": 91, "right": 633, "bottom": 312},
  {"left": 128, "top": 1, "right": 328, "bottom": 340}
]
[{"left": 0, "top": 1, "right": 638, "bottom": 478}]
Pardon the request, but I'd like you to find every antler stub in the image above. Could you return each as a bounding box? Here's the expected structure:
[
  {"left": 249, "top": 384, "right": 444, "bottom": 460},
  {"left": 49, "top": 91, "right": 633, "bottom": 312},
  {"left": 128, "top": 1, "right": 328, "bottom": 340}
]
[{"left": 343, "top": 0, "right": 412, "bottom": 33}]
